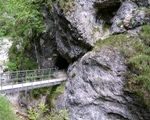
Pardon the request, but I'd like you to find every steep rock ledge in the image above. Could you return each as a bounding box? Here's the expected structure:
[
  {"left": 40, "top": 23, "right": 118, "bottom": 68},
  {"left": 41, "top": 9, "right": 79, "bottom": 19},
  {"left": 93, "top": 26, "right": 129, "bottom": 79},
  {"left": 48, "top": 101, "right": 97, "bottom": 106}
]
[
  {"left": 111, "top": 1, "right": 149, "bottom": 34},
  {"left": 30, "top": 4, "right": 92, "bottom": 69},
  {"left": 65, "top": 47, "right": 150, "bottom": 120},
  {"left": 65, "top": 0, "right": 111, "bottom": 45},
  {"left": 131, "top": 0, "right": 150, "bottom": 6},
  {"left": 33, "top": 0, "right": 150, "bottom": 68},
  {"left": 52, "top": 4, "right": 92, "bottom": 63},
  {"left": 65, "top": 0, "right": 150, "bottom": 43}
]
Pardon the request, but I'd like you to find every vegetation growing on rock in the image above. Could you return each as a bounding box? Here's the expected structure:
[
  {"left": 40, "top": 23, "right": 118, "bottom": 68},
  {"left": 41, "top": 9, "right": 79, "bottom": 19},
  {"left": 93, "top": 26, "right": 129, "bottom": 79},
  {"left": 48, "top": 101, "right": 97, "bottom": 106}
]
[
  {"left": 26, "top": 84, "right": 68, "bottom": 120},
  {"left": 58, "top": 0, "right": 74, "bottom": 13},
  {"left": 95, "top": 26, "right": 150, "bottom": 106},
  {"left": 0, "top": 0, "right": 150, "bottom": 119},
  {"left": 0, "top": 0, "right": 45, "bottom": 70},
  {"left": 7, "top": 40, "right": 38, "bottom": 71},
  {"left": 0, "top": 0, "right": 75, "bottom": 71},
  {"left": 140, "top": 25, "right": 150, "bottom": 46}
]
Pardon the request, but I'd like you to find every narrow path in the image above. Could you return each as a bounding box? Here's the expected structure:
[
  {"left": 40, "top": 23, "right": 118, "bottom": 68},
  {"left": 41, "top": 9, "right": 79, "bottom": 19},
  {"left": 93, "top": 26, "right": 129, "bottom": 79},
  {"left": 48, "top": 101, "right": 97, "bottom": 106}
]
[
  {"left": 0, "top": 78, "right": 66, "bottom": 93},
  {"left": 0, "top": 68, "right": 67, "bottom": 93}
]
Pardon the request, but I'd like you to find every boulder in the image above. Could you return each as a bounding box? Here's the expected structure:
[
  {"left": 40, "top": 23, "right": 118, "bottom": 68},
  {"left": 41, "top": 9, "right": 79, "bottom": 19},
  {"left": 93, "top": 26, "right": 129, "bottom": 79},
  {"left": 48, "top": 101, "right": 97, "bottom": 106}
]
[
  {"left": 131, "top": 0, "right": 150, "bottom": 7},
  {"left": 65, "top": 47, "right": 150, "bottom": 120},
  {"left": 65, "top": 0, "right": 114, "bottom": 45},
  {"left": 111, "top": 1, "right": 147, "bottom": 34},
  {"left": 52, "top": 4, "right": 91, "bottom": 63}
]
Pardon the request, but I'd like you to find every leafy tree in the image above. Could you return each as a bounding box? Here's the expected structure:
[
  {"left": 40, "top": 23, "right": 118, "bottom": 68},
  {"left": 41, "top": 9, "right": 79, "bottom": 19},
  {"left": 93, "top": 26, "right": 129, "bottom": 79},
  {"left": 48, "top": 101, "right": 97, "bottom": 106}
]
[
  {"left": 0, "top": 0, "right": 44, "bottom": 38},
  {"left": 0, "top": 0, "right": 47, "bottom": 70}
]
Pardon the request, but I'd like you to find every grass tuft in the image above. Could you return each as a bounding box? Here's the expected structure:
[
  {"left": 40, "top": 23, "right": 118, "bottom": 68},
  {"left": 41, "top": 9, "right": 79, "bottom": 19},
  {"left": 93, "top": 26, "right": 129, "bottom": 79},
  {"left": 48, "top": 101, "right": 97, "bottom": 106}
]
[{"left": 94, "top": 30, "right": 150, "bottom": 106}]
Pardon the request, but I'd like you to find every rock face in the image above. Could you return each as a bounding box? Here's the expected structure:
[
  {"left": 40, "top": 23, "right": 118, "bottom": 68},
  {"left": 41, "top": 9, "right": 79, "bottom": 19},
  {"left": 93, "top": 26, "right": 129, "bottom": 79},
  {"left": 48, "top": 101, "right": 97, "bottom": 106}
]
[
  {"left": 26, "top": 6, "right": 58, "bottom": 69},
  {"left": 35, "top": 0, "right": 150, "bottom": 67},
  {"left": 66, "top": 0, "right": 150, "bottom": 38},
  {"left": 131, "top": 0, "right": 150, "bottom": 6},
  {"left": 4, "top": 0, "right": 150, "bottom": 119},
  {"left": 65, "top": 48, "right": 150, "bottom": 120},
  {"left": 30, "top": 4, "right": 92, "bottom": 69},
  {"left": 65, "top": 0, "right": 112, "bottom": 45},
  {"left": 111, "top": 1, "right": 146, "bottom": 34},
  {"left": 52, "top": 5, "right": 92, "bottom": 62}
]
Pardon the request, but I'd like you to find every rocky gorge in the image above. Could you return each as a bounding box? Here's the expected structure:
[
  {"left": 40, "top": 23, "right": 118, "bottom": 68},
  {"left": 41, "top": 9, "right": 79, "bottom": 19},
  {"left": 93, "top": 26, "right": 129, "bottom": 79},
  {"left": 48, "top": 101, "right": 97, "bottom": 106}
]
[
  {"left": 1, "top": 0, "right": 150, "bottom": 120},
  {"left": 36, "top": 0, "right": 150, "bottom": 68},
  {"left": 43, "top": 0, "right": 150, "bottom": 119}
]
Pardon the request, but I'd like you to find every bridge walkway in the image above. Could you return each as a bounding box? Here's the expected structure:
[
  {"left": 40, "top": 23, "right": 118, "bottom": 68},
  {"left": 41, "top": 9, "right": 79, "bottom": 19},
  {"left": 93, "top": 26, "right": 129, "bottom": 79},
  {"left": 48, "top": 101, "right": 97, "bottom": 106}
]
[{"left": 0, "top": 68, "right": 67, "bottom": 93}]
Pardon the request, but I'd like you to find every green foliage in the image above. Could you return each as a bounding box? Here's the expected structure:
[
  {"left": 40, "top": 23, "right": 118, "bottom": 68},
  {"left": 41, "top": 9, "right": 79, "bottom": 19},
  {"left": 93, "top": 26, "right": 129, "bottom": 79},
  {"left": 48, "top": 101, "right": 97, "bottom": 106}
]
[
  {"left": 95, "top": 32, "right": 150, "bottom": 106},
  {"left": 0, "top": 0, "right": 44, "bottom": 70},
  {"left": 27, "top": 84, "right": 65, "bottom": 110},
  {"left": 46, "top": 84, "right": 65, "bottom": 109},
  {"left": 58, "top": 0, "right": 74, "bottom": 13},
  {"left": 7, "top": 40, "right": 37, "bottom": 71},
  {"left": 0, "top": 0, "right": 74, "bottom": 71},
  {"left": 140, "top": 25, "right": 150, "bottom": 46},
  {"left": 0, "top": 96, "right": 18, "bottom": 120},
  {"left": 44, "top": 109, "right": 68, "bottom": 120},
  {"left": 7, "top": 55, "right": 37, "bottom": 71},
  {"left": 28, "top": 102, "right": 68, "bottom": 120},
  {"left": 27, "top": 84, "right": 67, "bottom": 120},
  {"left": 42, "top": 0, "right": 75, "bottom": 13},
  {"left": 0, "top": 0, "right": 74, "bottom": 37},
  {"left": 0, "top": 0, "right": 44, "bottom": 38},
  {"left": 28, "top": 103, "right": 48, "bottom": 120},
  {"left": 30, "top": 87, "right": 51, "bottom": 99},
  {"left": 28, "top": 106, "right": 68, "bottom": 120}
]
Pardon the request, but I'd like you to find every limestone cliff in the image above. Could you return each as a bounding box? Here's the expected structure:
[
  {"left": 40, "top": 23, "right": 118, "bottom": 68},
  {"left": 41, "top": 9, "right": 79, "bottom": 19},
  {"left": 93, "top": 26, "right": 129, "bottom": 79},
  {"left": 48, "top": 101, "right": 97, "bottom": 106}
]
[
  {"left": 6, "top": 0, "right": 150, "bottom": 119},
  {"left": 65, "top": 46, "right": 150, "bottom": 120}
]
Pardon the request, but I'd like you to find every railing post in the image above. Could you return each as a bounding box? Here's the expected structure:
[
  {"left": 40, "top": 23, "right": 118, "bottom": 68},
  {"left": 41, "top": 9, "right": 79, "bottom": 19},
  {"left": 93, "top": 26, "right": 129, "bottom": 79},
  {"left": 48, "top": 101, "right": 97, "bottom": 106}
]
[
  {"left": 25, "top": 70, "right": 26, "bottom": 91},
  {"left": 16, "top": 71, "right": 18, "bottom": 85},
  {"left": 48, "top": 69, "right": 51, "bottom": 79},
  {"left": 0, "top": 67, "right": 63, "bottom": 93},
  {"left": 50, "top": 68, "right": 52, "bottom": 79},
  {"left": 21, "top": 71, "right": 23, "bottom": 88},
  {"left": 26, "top": 70, "right": 27, "bottom": 83},
  {"left": 33, "top": 69, "right": 36, "bottom": 86},
  {"left": 41, "top": 69, "right": 43, "bottom": 84},
  {"left": 11, "top": 72, "right": 13, "bottom": 90}
]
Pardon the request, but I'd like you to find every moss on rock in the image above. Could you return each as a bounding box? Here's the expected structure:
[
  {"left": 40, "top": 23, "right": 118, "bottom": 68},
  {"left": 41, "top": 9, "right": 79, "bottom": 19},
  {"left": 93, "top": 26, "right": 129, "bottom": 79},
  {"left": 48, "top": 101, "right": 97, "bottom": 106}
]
[
  {"left": 94, "top": 29, "right": 150, "bottom": 106},
  {"left": 58, "top": 0, "right": 74, "bottom": 13}
]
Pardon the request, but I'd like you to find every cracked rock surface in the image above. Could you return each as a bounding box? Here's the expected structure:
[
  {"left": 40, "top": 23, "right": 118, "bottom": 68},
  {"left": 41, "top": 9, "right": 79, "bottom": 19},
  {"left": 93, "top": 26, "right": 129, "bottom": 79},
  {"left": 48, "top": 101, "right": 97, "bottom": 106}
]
[{"left": 65, "top": 47, "right": 150, "bottom": 120}]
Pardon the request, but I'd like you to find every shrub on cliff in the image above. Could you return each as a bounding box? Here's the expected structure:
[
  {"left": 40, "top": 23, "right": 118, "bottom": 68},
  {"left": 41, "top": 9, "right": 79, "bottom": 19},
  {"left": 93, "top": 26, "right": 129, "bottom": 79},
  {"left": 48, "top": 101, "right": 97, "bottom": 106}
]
[
  {"left": 0, "top": 0, "right": 44, "bottom": 38},
  {"left": 0, "top": 0, "right": 45, "bottom": 70}
]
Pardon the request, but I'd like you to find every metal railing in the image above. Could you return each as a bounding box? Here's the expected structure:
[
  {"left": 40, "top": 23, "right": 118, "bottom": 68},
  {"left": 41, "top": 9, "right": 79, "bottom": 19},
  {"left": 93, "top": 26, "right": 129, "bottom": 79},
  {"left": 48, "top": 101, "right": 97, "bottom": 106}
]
[{"left": 0, "top": 68, "right": 66, "bottom": 92}]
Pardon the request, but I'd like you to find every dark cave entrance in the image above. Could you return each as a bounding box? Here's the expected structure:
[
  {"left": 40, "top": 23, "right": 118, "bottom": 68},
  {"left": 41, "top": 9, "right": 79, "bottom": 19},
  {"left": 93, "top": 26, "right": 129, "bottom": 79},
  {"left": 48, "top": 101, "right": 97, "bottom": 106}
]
[
  {"left": 94, "top": 2, "right": 121, "bottom": 25},
  {"left": 55, "top": 55, "right": 69, "bottom": 70}
]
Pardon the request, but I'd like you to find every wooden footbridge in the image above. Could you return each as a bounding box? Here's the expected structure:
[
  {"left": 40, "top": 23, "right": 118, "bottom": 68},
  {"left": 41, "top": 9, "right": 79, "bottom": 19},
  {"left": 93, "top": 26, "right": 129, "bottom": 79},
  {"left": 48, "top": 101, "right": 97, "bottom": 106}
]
[{"left": 0, "top": 68, "right": 67, "bottom": 93}]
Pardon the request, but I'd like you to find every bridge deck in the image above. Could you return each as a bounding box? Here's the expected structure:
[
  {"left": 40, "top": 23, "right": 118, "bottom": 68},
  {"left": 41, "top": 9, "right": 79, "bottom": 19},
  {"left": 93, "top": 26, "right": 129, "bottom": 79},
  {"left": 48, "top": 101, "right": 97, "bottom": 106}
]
[
  {"left": 0, "top": 77, "right": 66, "bottom": 93},
  {"left": 0, "top": 68, "right": 67, "bottom": 93}
]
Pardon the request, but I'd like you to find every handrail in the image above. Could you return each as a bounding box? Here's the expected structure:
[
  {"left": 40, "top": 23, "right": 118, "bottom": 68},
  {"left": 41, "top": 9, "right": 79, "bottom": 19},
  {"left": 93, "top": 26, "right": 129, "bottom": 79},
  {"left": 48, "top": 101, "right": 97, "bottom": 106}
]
[{"left": 0, "top": 68, "right": 67, "bottom": 93}]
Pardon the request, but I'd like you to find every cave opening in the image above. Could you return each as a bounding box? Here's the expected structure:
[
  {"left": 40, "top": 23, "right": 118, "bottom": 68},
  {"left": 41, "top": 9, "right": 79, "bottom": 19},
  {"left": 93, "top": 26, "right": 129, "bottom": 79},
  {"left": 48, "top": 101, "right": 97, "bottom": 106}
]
[
  {"left": 94, "top": 2, "right": 121, "bottom": 25},
  {"left": 55, "top": 55, "right": 69, "bottom": 70}
]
